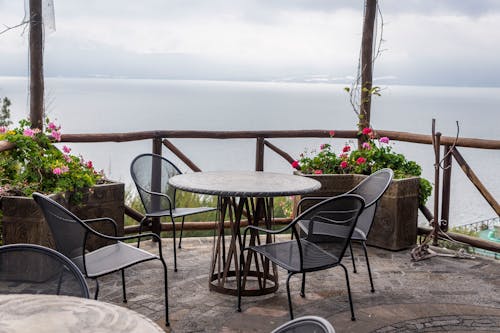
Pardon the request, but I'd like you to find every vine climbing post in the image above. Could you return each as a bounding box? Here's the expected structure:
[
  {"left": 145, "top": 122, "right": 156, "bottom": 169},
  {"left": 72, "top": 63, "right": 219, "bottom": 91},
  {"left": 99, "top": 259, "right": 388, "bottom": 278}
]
[
  {"left": 359, "top": 0, "right": 377, "bottom": 145},
  {"left": 29, "top": 0, "right": 44, "bottom": 130}
]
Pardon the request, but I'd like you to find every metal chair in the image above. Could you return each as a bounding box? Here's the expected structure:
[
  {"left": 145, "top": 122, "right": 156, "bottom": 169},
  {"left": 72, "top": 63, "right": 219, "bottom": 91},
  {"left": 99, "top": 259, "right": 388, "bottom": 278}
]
[
  {"left": 271, "top": 316, "right": 336, "bottom": 333},
  {"left": 238, "top": 194, "right": 365, "bottom": 321},
  {"left": 130, "top": 153, "right": 216, "bottom": 272},
  {"left": 0, "top": 243, "right": 90, "bottom": 298},
  {"left": 298, "top": 168, "right": 393, "bottom": 292},
  {"left": 32, "top": 193, "right": 170, "bottom": 326}
]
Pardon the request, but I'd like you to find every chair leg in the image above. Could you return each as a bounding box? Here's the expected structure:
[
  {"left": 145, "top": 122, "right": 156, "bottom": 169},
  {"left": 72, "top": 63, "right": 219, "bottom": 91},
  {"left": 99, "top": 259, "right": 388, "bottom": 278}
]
[
  {"left": 349, "top": 241, "right": 357, "bottom": 273},
  {"left": 300, "top": 272, "right": 306, "bottom": 297},
  {"left": 237, "top": 250, "right": 245, "bottom": 313},
  {"left": 170, "top": 216, "right": 178, "bottom": 272},
  {"left": 121, "top": 269, "right": 127, "bottom": 303},
  {"left": 286, "top": 272, "right": 295, "bottom": 320},
  {"left": 178, "top": 216, "right": 185, "bottom": 249},
  {"left": 159, "top": 258, "right": 170, "bottom": 326},
  {"left": 137, "top": 217, "right": 148, "bottom": 248},
  {"left": 340, "top": 264, "right": 355, "bottom": 321},
  {"left": 362, "top": 241, "right": 375, "bottom": 293},
  {"left": 94, "top": 279, "right": 99, "bottom": 300}
]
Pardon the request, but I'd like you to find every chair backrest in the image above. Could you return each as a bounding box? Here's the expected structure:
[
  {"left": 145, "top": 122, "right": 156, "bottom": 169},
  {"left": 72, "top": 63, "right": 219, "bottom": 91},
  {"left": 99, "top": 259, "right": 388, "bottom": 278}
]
[
  {"left": 32, "top": 193, "right": 102, "bottom": 272},
  {"left": 300, "top": 194, "right": 365, "bottom": 261},
  {"left": 130, "top": 153, "right": 181, "bottom": 213},
  {"left": 0, "top": 243, "right": 90, "bottom": 298},
  {"left": 347, "top": 168, "right": 393, "bottom": 237},
  {"left": 271, "top": 315, "right": 336, "bottom": 333}
]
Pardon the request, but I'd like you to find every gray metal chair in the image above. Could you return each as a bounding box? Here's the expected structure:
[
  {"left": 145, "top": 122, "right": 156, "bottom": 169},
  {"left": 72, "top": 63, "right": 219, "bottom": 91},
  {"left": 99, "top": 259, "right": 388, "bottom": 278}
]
[
  {"left": 298, "top": 168, "right": 393, "bottom": 292},
  {"left": 32, "top": 193, "right": 170, "bottom": 326},
  {"left": 271, "top": 316, "right": 336, "bottom": 333},
  {"left": 130, "top": 153, "right": 215, "bottom": 272},
  {"left": 238, "top": 194, "right": 365, "bottom": 321},
  {"left": 0, "top": 243, "right": 90, "bottom": 298}
]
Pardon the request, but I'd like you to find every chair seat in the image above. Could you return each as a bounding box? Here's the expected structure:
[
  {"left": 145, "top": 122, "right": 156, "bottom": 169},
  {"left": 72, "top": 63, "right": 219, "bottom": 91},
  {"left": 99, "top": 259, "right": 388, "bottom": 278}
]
[
  {"left": 249, "top": 240, "right": 340, "bottom": 273},
  {"left": 74, "top": 242, "right": 158, "bottom": 277},
  {"left": 146, "top": 207, "right": 215, "bottom": 219}
]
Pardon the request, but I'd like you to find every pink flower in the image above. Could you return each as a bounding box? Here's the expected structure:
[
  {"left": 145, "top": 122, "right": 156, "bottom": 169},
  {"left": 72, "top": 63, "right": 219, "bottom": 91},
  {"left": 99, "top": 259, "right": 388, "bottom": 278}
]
[
  {"left": 61, "top": 166, "right": 70, "bottom": 173},
  {"left": 356, "top": 157, "right": 366, "bottom": 165},
  {"left": 51, "top": 130, "right": 61, "bottom": 141},
  {"left": 64, "top": 155, "right": 72, "bottom": 163},
  {"left": 313, "top": 170, "right": 323, "bottom": 175},
  {"left": 339, "top": 153, "right": 348, "bottom": 159},
  {"left": 52, "top": 167, "right": 62, "bottom": 175},
  {"left": 62, "top": 145, "right": 71, "bottom": 153},
  {"left": 48, "top": 122, "right": 57, "bottom": 130},
  {"left": 0, "top": 126, "right": 6, "bottom": 133},
  {"left": 342, "top": 145, "right": 351, "bottom": 153},
  {"left": 340, "top": 161, "right": 348, "bottom": 169},
  {"left": 379, "top": 136, "right": 390, "bottom": 144},
  {"left": 362, "top": 142, "right": 371, "bottom": 150},
  {"left": 291, "top": 160, "right": 300, "bottom": 169},
  {"left": 329, "top": 130, "right": 336, "bottom": 137},
  {"left": 320, "top": 144, "right": 326, "bottom": 150},
  {"left": 23, "top": 128, "right": 36, "bottom": 137},
  {"left": 362, "top": 127, "right": 372, "bottom": 135},
  {"left": 86, "top": 161, "right": 93, "bottom": 169}
]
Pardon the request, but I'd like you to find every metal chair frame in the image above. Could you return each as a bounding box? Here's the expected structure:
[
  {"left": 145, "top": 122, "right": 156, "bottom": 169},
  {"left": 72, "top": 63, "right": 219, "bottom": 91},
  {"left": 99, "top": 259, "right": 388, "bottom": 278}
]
[{"left": 33, "top": 193, "right": 170, "bottom": 326}]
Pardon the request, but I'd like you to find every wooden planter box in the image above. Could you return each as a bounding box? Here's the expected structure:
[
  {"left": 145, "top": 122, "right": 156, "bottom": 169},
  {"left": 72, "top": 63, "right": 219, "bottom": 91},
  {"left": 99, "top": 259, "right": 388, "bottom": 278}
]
[
  {"left": 1, "top": 182, "right": 125, "bottom": 251},
  {"left": 295, "top": 173, "right": 420, "bottom": 251}
]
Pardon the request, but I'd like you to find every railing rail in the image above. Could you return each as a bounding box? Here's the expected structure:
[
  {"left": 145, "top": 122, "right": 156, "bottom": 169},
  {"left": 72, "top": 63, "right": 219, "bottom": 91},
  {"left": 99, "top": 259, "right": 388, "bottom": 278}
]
[{"left": 1, "top": 128, "right": 499, "bottom": 253}]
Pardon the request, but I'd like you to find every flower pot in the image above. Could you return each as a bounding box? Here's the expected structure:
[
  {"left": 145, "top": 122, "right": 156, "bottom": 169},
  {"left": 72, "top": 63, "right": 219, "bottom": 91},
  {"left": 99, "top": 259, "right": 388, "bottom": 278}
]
[
  {"left": 1, "top": 182, "right": 125, "bottom": 251},
  {"left": 295, "top": 172, "right": 420, "bottom": 250}
]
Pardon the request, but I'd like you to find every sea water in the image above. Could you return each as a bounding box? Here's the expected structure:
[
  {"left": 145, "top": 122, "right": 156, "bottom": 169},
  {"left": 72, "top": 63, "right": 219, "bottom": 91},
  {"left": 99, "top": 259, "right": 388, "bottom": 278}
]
[{"left": 1, "top": 77, "right": 499, "bottom": 225}]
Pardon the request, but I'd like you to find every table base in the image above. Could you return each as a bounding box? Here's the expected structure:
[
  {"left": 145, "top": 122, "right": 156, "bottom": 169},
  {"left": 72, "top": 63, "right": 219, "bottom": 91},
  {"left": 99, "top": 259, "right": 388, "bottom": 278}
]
[{"left": 209, "top": 197, "right": 279, "bottom": 296}]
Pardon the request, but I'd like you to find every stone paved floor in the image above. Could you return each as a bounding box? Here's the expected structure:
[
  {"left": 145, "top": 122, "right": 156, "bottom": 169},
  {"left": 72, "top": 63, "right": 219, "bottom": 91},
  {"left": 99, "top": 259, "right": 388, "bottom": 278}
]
[{"left": 96, "top": 236, "right": 500, "bottom": 333}]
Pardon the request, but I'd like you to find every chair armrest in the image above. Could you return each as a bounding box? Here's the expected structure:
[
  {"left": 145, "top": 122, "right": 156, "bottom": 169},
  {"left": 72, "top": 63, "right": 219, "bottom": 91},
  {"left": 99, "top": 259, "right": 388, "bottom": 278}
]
[
  {"left": 242, "top": 223, "right": 295, "bottom": 248},
  {"left": 83, "top": 217, "right": 118, "bottom": 236}
]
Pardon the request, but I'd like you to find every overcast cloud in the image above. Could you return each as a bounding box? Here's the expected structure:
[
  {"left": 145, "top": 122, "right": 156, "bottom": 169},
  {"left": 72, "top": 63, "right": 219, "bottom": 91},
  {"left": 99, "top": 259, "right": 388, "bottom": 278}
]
[{"left": 0, "top": 0, "right": 499, "bottom": 86}]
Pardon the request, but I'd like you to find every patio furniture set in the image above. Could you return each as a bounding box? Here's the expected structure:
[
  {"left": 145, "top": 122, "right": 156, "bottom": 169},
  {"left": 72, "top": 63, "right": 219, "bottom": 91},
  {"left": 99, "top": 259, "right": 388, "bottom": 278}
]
[{"left": 0, "top": 152, "right": 393, "bottom": 332}]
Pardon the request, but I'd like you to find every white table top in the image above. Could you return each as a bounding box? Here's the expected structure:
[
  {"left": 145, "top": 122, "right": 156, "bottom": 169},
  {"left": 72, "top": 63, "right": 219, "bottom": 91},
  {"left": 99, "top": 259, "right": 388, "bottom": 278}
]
[
  {"left": 0, "top": 294, "right": 164, "bottom": 333},
  {"left": 169, "top": 171, "right": 321, "bottom": 197}
]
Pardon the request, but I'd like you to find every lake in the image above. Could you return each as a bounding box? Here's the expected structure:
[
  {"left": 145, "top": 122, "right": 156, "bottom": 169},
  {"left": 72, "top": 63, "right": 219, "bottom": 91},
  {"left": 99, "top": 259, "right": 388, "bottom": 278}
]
[{"left": 1, "top": 77, "right": 499, "bottom": 226}]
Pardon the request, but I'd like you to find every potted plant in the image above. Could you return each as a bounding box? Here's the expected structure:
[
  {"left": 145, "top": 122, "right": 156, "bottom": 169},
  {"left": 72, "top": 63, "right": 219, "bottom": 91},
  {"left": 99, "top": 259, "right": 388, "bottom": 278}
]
[
  {"left": 0, "top": 118, "right": 124, "bottom": 248},
  {"left": 292, "top": 128, "right": 432, "bottom": 250}
]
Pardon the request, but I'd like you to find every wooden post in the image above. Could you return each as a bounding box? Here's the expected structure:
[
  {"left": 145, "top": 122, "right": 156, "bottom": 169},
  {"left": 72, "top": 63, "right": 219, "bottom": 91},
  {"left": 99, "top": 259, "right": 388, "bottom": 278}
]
[
  {"left": 151, "top": 138, "right": 163, "bottom": 239},
  {"left": 359, "top": 0, "right": 377, "bottom": 142},
  {"left": 255, "top": 137, "right": 265, "bottom": 171},
  {"left": 29, "top": 0, "right": 44, "bottom": 130},
  {"left": 432, "top": 130, "right": 441, "bottom": 246},
  {"left": 440, "top": 145, "right": 452, "bottom": 232}
]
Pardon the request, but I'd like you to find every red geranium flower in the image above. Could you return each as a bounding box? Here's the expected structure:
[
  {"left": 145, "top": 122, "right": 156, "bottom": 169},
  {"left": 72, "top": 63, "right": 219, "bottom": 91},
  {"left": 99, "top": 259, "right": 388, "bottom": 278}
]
[
  {"left": 362, "top": 127, "right": 372, "bottom": 135},
  {"left": 342, "top": 145, "right": 351, "bottom": 153},
  {"left": 313, "top": 169, "right": 323, "bottom": 175},
  {"left": 291, "top": 160, "right": 300, "bottom": 169},
  {"left": 356, "top": 157, "right": 366, "bottom": 165},
  {"left": 329, "top": 130, "right": 336, "bottom": 137},
  {"left": 340, "top": 161, "right": 348, "bottom": 169}
]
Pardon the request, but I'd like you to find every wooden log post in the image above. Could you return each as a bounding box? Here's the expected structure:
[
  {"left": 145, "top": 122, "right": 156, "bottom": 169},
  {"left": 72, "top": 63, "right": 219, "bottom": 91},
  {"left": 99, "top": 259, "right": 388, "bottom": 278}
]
[
  {"left": 151, "top": 138, "right": 163, "bottom": 239},
  {"left": 359, "top": 0, "right": 377, "bottom": 145},
  {"left": 255, "top": 137, "right": 265, "bottom": 171},
  {"left": 440, "top": 145, "right": 452, "bottom": 232},
  {"left": 29, "top": 0, "right": 44, "bottom": 130},
  {"left": 432, "top": 129, "right": 441, "bottom": 246}
]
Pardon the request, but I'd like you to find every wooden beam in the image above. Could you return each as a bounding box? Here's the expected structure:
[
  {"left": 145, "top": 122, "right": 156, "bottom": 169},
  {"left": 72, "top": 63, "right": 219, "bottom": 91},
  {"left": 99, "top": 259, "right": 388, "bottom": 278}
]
[
  {"left": 263, "top": 140, "right": 295, "bottom": 164},
  {"left": 162, "top": 139, "right": 202, "bottom": 172},
  {"left": 29, "top": 0, "right": 44, "bottom": 130}
]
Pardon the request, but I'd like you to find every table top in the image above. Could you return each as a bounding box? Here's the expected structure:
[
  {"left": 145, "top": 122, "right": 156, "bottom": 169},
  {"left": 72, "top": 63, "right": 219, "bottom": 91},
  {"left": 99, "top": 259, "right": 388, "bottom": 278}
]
[
  {"left": 169, "top": 170, "right": 321, "bottom": 197},
  {"left": 0, "top": 294, "right": 164, "bottom": 333}
]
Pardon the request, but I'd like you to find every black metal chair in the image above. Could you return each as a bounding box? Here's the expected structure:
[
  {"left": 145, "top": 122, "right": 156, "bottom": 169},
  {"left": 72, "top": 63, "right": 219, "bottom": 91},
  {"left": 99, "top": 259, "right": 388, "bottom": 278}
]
[
  {"left": 32, "top": 193, "right": 170, "bottom": 326},
  {"left": 298, "top": 168, "right": 393, "bottom": 292},
  {"left": 271, "top": 316, "right": 336, "bottom": 333},
  {"left": 0, "top": 243, "right": 90, "bottom": 298},
  {"left": 130, "top": 153, "right": 216, "bottom": 272},
  {"left": 238, "top": 194, "right": 365, "bottom": 321}
]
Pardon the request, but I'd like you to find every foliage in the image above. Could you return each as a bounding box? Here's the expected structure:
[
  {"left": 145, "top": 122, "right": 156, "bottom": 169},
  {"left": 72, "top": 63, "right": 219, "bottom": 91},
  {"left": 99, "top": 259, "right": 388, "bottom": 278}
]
[
  {"left": 293, "top": 128, "right": 432, "bottom": 205},
  {"left": 0, "top": 97, "right": 12, "bottom": 127},
  {"left": 0, "top": 118, "right": 103, "bottom": 200}
]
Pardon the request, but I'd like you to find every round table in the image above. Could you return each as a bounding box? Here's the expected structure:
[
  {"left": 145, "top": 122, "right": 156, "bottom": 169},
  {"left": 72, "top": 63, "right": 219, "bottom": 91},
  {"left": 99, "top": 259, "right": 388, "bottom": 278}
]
[
  {"left": 169, "top": 171, "right": 321, "bottom": 296},
  {"left": 0, "top": 294, "right": 164, "bottom": 333}
]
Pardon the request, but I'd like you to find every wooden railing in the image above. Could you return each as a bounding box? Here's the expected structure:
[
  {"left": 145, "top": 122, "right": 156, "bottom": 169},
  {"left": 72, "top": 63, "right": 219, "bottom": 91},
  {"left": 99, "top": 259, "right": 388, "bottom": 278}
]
[{"left": 1, "top": 129, "right": 499, "bottom": 252}]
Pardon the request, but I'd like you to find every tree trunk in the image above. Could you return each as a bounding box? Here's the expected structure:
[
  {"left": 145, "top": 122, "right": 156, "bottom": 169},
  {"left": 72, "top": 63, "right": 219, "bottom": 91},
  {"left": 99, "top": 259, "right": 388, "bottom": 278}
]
[{"left": 29, "top": 0, "right": 44, "bottom": 130}]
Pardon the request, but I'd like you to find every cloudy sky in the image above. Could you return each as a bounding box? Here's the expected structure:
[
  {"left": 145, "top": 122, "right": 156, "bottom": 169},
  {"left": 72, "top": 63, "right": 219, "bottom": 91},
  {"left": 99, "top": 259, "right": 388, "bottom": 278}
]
[{"left": 0, "top": 0, "right": 499, "bottom": 86}]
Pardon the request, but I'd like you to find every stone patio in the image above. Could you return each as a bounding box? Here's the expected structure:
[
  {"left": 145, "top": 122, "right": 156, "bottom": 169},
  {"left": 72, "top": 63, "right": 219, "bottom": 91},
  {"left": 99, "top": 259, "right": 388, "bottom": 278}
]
[{"left": 96, "top": 236, "right": 500, "bottom": 332}]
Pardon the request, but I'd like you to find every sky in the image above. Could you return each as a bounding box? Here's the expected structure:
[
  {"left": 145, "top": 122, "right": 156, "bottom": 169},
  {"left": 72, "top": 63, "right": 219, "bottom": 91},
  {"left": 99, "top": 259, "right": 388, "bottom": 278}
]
[{"left": 0, "top": 0, "right": 500, "bottom": 86}]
